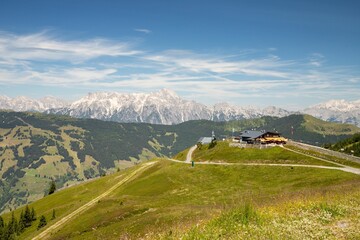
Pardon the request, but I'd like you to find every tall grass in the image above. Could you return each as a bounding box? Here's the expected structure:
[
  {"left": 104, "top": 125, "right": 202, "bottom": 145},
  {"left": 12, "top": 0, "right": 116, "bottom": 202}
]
[{"left": 165, "top": 188, "right": 360, "bottom": 240}]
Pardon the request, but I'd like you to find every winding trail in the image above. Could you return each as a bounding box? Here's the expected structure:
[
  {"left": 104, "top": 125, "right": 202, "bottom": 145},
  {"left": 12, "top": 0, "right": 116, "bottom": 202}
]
[
  {"left": 32, "top": 161, "right": 157, "bottom": 240},
  {"left": 168, "top": 158, "right": 360, "bottom": 175},
  {"left": 185, "top": 145, "right": 197, "bottom": 163},
  {"left": 282, "top": 145, "right": 360, "bottom": 175}
]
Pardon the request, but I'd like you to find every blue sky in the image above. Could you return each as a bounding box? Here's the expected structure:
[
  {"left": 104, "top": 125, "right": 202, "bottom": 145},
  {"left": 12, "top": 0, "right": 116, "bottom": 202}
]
[{"left": 0, "top": 0, "right": 359, "bottom": 109}]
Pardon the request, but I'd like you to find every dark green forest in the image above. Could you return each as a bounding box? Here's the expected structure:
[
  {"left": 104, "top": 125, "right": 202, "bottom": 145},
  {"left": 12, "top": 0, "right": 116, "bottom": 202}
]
[{"left": 325, "top": 133, "right": 360, "bottom": 157}]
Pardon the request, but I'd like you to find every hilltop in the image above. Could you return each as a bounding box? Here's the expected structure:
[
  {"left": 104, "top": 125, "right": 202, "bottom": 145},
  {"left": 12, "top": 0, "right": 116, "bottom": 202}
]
[{"left": 1, "top": 140, "right": 360, "bottom": 239}]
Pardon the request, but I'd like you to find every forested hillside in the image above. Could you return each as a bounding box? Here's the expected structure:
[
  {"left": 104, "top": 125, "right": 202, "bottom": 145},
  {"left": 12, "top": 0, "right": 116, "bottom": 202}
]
[
  {"left": 0, "top": 111, "right": 228, "bottom": 212},
  {"left": 325, "top": 133, "right": 360, "bottom": 157}
]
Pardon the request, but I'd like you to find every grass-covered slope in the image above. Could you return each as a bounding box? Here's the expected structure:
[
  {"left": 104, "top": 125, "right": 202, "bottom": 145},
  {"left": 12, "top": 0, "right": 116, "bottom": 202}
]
[
  {"left": 190, "top": 142, "right": 337, "bottom": 166},
  {"left": 285, "top": 143, "right": 360, "bottom": 169},
  {"left": 326, "top": 133, "right": 360, "bottom": 157},
  {"left": 178, "top": 188, "right": 360, "bottom": 239},
  {"left": 1, "top": 158, "right": 360, "bottom": 239},
  {"left": 0, "top": 112, "right": 229, "bottom": 212}
]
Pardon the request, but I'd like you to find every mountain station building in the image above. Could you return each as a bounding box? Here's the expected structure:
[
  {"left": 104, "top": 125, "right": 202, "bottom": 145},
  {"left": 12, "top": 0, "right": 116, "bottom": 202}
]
[{"left": 239, "top": 130, "right": 287, "bottom": 144}]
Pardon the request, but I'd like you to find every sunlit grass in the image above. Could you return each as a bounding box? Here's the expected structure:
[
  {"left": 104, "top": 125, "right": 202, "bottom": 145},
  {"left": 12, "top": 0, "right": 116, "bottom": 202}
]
[
  {"left": 41, "top": 160, "right": 360, "bottom": 239},
  {"left": 192, "top": 142, "right": 338, "bottom": 166}
]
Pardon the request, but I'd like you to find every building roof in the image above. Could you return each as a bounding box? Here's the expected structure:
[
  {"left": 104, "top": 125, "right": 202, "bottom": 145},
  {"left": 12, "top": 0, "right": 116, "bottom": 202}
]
[
  {"left": 197, "top": 137, "right": 214, "bottom": 144},
  {"left": 240, "top": 130, "right": 280, "bottom": 140},
  {"left": 240, "top": 130, "right": 264, "bottom": 139}
]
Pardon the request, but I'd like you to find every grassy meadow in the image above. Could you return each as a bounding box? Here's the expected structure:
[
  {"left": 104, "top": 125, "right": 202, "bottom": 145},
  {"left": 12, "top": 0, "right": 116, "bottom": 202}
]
[
  {"left": 177, "top": 141, "right": 339, "bottom": 166},
  {"left": 285, "top": 144, "right": 360, "bottom": 169},
  {"left": 2, "top": 157, "right": 360, "bottom": 239}
]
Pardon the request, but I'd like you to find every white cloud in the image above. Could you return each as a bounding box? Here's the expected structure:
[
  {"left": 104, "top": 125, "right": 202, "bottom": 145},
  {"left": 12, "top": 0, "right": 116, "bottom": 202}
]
[
  {"left": 0, "top": 31, "right": 140, "bottom": 63},
  {"left": 309, "top": 53, "right": 325, "bottom": 67},
  {"left": 144, "top": 50, "right": 292, "bottom": 77},
  {"left": 134, "top": 28, "right": 151, "bottom": 34}
]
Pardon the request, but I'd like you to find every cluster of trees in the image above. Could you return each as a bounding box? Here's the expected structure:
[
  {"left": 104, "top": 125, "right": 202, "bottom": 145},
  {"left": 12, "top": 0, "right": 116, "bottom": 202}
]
[
  {"left": 0, "top": 205, "right": 37, "bottom": 239},
  {"left": 0, "top": 206, "right": 55, "bottom": 239},
  {"left": 56, "top": 143, "right": 76, "bottom": 170}
]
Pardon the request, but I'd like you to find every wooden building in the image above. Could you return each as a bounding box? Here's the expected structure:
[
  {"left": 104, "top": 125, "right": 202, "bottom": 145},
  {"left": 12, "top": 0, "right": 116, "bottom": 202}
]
[{"left": 240, "top": 130, "right": 287, "bottom": 144}]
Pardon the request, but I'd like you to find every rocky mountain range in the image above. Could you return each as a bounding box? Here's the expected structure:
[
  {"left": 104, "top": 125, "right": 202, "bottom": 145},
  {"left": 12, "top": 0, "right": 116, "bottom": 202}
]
[
  {"left": 1, "top": 89, "right": 360, "bottom": 126},
  {"left": 303, "top": 99, "right": 360, "bottom": 127},
  {"left": 0, "top": 95, "right": 69, "bottom": 112},
  {"left": 45, "top": 89, "right": 292, "bottom": 124}
]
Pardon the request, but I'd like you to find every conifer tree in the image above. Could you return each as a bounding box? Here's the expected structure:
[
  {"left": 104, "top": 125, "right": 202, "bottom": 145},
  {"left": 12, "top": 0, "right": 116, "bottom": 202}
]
[
  {"left": 17, "top": 214, "right": 25, "bottom": 234},
  {"left": 0, "top": 215, "right": 4, "bottom": 228},
  {"left": 7, "top": 212, "right": 16, "bottom": 236},
  {"left": 1, "top": 222, "right": 9, "bottom": 240},
  {"left": 0, "top": 223, "right": 3, "bottom": 239},
  {"left": 51, "top": 209, "right": 56, "bottom": 220},
  {"left": 24, "top": 205, "right": 32, "bottom": 227},
  {"left": 31, "top": 207, "right": 37, "bottom": 221},
  {"left": 48, "top": 180, "right": 56, "bottom": 195},
  {"left": 37, "top": 215, "right": 47, "bottom": 230},
  {"left": 14, "top": 219, "right": 18, "bottom": 236}
]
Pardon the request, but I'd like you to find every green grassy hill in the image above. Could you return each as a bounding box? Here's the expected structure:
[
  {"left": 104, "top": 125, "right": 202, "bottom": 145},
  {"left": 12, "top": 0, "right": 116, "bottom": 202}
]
[
  {"left": 326, "top": 133, "right": 360, "bottom": 157},
  {"left": 1, "top": 111, "right": 359, "bottom": 214},
  {"left": 190, "top": 142, "right": 339, "bottom": 166},
  {"left": 1, "top": 142, "right": 360, "bottom": 239}
]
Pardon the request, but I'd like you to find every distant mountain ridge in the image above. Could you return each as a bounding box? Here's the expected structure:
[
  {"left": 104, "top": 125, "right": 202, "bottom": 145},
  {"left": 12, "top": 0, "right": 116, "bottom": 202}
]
[
  {"left": 44, "top": 89, "right": 292, "bottom": 124},
  {"left": 303, "top": 99, "right": 360, "bottom": 127},
  {"left": 0, "top": 95, "right": 68, "bottom": 112},
  {"left": 1, "top": 90, "right": 360, "bottom": 126},
  {"left": 47, "top": 89, "right": 212, "bottom": 125}
]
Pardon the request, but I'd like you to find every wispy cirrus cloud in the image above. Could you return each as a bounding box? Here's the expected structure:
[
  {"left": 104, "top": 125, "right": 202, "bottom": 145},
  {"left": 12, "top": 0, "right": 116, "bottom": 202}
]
[
  {"left": 309, "top": 53, "right": 325, "bottom": 67},
  {"left": 144, "top": 49, "right": 292, "bottom": 78},
  {"left": 0, "top": 31, "right": 140, "bottom": 63},
  {"left": 134, "top": 28, "right": 151, "bottom": 34}
]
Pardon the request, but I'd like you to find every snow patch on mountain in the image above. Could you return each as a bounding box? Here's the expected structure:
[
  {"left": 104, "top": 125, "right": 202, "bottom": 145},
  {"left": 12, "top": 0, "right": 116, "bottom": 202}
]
[
  {"left": 2, "top": 90, "right": 360, "bottom": 126},
  {"left": 46, "top": 89, "right": 291, "bottom": 124},
  {"left": 47, "top": 89, "right": 212, "bottom": 124},
  {"left": 0, "top": 95, "right": 69, "bottom": 112},
  {"left": 303, "top": 99, "right": 360, "bottom": 126}
]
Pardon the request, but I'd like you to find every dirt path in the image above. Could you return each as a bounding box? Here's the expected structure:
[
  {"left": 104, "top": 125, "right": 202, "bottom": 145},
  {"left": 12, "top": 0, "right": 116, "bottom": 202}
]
[
  {"left": 167, "top": 158, "right": 360, "bottom": 175},
  {"left": 185, "top": 145, "right": 197, "bottom": 163},
  {"left": 282, "top": 145, "right": 346, "bottom": 167},
  {"left": 289, "top": 141, "right": 360, "bottom": 164},
  {"left": 282, "top": 145, "right": 360, "bottom": 175},
  {"left": 169, "top": 144, "right": 360, "bottom": 176},
  {"left": 32, "top": 161, "right": 157, "bottom": 240}
]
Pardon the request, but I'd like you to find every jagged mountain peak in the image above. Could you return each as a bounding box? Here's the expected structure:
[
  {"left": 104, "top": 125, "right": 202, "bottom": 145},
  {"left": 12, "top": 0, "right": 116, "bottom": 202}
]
[
  {"left": 155, "top": 88, "right": 179, "bottom": 98},
  {"left": 304, "top": 99, "right": 360, "bottom": 126},
  {"left": 0, "top": 95, "right": 69, "bottom": 112},
  {"left": 308, "top": 99, "right": 360, "bottom": 112},
  {"left": 1, "top": 90, "right": 360, "bottom": 126}
]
